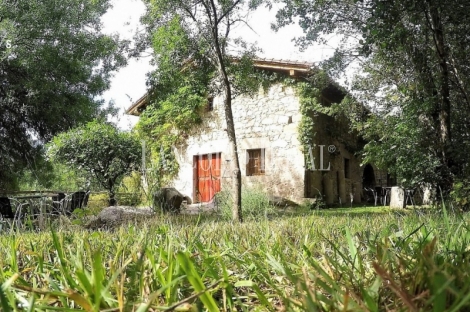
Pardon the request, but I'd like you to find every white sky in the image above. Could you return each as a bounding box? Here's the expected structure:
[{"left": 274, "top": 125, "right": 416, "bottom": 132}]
[{"left": 100, "top": 0, "right": 338, "bottom": 130}]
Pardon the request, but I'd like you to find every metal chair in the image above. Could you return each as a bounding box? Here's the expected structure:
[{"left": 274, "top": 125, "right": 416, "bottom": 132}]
[
  {"left": 71, "top": 191, "right": 89, "bottom": 210},
  {"left": 0, "top": 197, "right": 14, "bottom": 219},
  {"left": 364, "top": 187, "right": 381, "bottom": 206},
  {"left": 52, "top": 191, "right": 90, "bottom": 215},
  {"left": 1, "top": 198, "right": 30, "bottom": 230},
  {"left": 404, "top": 188, "right": 416, "bottom": 207}
]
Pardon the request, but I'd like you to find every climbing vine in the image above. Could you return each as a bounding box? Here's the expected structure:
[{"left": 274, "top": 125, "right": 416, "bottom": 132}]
[
  {"left": 137, "top": 17, "right": 281, "bottom": 182},
  {"left": 294, "top": 70, "right": 365, "bottom": 155},
  {"left": 294, "top": 71, "right": 331, "bottom": 153}
]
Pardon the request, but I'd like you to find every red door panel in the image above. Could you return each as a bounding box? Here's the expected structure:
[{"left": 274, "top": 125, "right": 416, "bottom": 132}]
[{"left": 194, "top": 153, "right": 221, "bottom": 203}]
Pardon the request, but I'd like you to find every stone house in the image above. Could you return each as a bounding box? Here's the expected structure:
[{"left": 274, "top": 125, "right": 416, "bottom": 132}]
[{"left": 127, "top": 59, "right": 387, "bottom": 205}]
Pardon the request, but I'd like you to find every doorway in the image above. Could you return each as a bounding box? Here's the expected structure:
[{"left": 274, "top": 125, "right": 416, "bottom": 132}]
[{"left": 193, "top": 153, "right": 221, "bottom": 203}]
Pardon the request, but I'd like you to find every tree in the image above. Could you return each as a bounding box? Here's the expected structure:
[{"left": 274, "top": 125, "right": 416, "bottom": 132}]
[
  {"left": 275, "top": 0, "right": 470, "bottom": 195},
  {"left": 0, "top": 0, "right": 127, "bottom": 189},
  {"left": 47, "top": 121, "right": 141, "bottom": 206},
  {"left": 137, "top": 0, "right": 265, "bottom": 221}
]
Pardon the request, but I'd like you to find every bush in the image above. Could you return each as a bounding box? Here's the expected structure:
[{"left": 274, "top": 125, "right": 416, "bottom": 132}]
[
  {"left": 216, "top": 187, "right": 277, "bottom": 220},
  {"left": 451, "top": 179, "right": 470, "bottom": 211},
  {"left": 116, "top": 193, "right": 142, "bottom": 206},
  {"left": 116, "top": 171, "right": 144, "bottom": 206},
  {"left": 304, "top": 193, "right": 327, "bottom": 210},
  {"left": 86, "top": 193, "right": 109, "bottom": 210}
]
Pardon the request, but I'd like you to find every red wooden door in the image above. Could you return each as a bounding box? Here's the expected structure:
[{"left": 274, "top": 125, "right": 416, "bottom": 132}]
[{"left": 194, "top": 153, "right": 221, "bottom": 202}]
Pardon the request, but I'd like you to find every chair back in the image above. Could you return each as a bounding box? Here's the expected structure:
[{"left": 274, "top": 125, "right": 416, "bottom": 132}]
[
  {"left": 52, "top": 193, "right": 66, "bottom": 211},
  {"left": 83, "top": 191, "right": 90, "bottom": 207},
  {"left": 71, "top": 191, "right": 88, "bottom": 211},
  {"left": 0, "top": 197, "right": 14, "bottom": 219}
]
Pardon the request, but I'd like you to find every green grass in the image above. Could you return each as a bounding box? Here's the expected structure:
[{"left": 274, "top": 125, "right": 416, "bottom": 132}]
[{"left": 1, "top": 207, "right": 470, "bottom": 311}]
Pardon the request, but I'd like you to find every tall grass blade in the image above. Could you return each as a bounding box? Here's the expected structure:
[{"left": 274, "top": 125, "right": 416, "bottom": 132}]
[{"left": 176, "top": 252, "right": 220, "bottom": 312}]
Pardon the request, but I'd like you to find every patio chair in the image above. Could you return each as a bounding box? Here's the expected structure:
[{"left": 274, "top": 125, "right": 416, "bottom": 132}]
[
  {"left": 404, "top": 188, "right": 416, "bottom": 207},
  {"left": 71, "top": 191, "right": 89, "bottom": 211},
  {"left": 53, "top": 191, "right": 90, "bottom": 215},
  {"left": 52, "top": 193, "right": 66, "bottom": 211},
  {"left": 52, "top": 193, "right": 73, "bottom": 215},
  {"left": 0, "top": 197, "right": 14, "bottom": 219},
  {"left": 0, "top": 197, "right": 30, "bottom": 230},
  {"left": 364, "top": 187, "right": 382, "bottom": 206}
]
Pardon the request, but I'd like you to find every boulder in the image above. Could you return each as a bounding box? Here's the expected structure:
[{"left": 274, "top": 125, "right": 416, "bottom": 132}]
[
  {"left": 389, "top": 187, "right": 405, "bottom": 208},
  {"left": 153, "top": 187, "right": 189, "bottom": 213},
  {"left": 85, "top": 206, "right": 154, "bottom": 230},
  {"left": 268, "top": 195, "right": 299, "bottom": 208}
]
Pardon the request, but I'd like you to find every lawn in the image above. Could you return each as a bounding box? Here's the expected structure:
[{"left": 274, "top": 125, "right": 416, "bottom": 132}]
[{"left": 1, "top": 206, "right": 470, "bottom": 311}]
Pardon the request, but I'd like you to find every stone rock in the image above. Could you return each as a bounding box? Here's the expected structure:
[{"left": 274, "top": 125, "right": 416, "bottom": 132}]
[
  {"left": 389, "top": 186, "right": 405, "bottom": 208},
  {"left": 268, "top": 195, "right": 299, "bottom": 208},
  {"left": 422, "top": 186, "right": 434, "bottom": 205},
  {"left": 153, "top": 187, "right": 189, "bottom": 213},
  {"left": 85, "top": 206, "right": 154, "bottom": 230}
]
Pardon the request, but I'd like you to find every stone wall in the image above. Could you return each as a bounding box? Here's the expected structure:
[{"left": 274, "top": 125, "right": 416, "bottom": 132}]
[
  {"left": 168, "top": 82, "right": 366, "bottom": 205},
  {"left": 170, "top": 84, "right": 306, "bottom": 202},
  {"left": 302, "top": 105, "right": 365, "bottom": 204}
]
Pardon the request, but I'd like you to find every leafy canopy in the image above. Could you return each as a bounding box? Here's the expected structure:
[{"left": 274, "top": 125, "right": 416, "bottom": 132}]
[
  {"left": 276, "top": 0, "right": 470, "bottom": 191},
  {"left": 136, "top": 0, "right": 267, "bottom": 178},
  {"left": 0, "top": 0, "right": 127, "bottom": 189},
  {"left": 47, "top": 121, "right": 141, "bottom": 205}
]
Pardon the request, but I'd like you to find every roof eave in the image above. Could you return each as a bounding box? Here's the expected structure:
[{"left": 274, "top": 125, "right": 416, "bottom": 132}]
[{"left": 125, "top": 58, "right": 317, "bottom": 116}]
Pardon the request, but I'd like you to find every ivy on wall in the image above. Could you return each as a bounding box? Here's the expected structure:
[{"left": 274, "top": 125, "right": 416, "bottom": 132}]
[
  {"left": 137, "top": 61, "right": 363, "bottom": 185},
  {"left": 137, "top": 54, "right": 282, "bottom": 184},
  {"left": 294, "top": 71, "right": 365, "bottom": 155},
  {"left": 294, "top": 71, "right": 331, "bottom": 153}
]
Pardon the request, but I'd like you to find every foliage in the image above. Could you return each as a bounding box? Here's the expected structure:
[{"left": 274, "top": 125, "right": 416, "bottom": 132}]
[
  {"left": 116, "top": 171, "right": 144, "bottom": 205},
  {"left": 17, "top": 161, "right": 92, "bottom": 192},
  {"left": 275, "top": 0, "right": 470, "bottom": 194},
  {"left": 296, "top": 82, "right": 321, "bottom": 150},
  {"left": 47, "top": 121, "right": 141, "bottom": 205},
  {"left": 2, "top": 209, "right": 470, "bottom": 310},
  {"left": 136, "top": 18, "right": 213, "bottom": 181},
  {"left": 84, "top": 193, "right": 110, "bottom": 211},
  {"left": 451, "top": 179, "right": 470, "bottom": 211},
  {"left": 215, "top": 187, "right": 277, "bottom": 221},
  {"left": 137, "top": 0, "right": 266, "bottom": 222},
  {"left": 0, "top": 0, "right": 127, "bottom": 188}
]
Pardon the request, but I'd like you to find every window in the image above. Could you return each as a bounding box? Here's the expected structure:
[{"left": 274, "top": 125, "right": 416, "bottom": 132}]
[
  {"left": 206, "top": 97, "right": 214, "bottom": 112},
  {"left": 246, "top": 149, "right": 265, "bottom": 176},
  {"left": 344, "top": 158, "right": 350, "bottom": 179}
]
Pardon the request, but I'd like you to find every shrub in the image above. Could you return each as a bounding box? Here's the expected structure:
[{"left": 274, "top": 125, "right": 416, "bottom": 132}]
[
  {"left": 216, "top": 187, "right": 277, "bottom": 220},
  {"left": 86, "top": 193, "right": 109, "bottom": 210},
  {"left": 451, "top": 179, "right": 470, "bottom": 211},
  {"left": 303, "top": 193, "right": 327, "bottom": 210},
  {"left": 117, "top": 171, "right": 144, "bottom": 206}
]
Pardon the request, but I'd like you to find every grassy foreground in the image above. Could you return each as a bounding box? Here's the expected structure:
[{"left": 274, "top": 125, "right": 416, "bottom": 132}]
[{"left": 1, "top": 208, "right": 470, "bottom": 311}]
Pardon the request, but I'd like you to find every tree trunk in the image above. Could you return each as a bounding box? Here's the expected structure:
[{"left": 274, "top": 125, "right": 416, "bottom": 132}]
[
  {"left": 428, "top": 1, "right": 453, "bottom": 194},
  {"left": 207, "top": 0, "right": 243, "bottom": 222},
  {"left": 108, "top": 189, "right": 116, "bottom": 206},
  {"left": 223, "top": 89, "right": 243, "bottom": 222},
  {"left": 109, "top": 191, "right": 116, "bottom": 206}
]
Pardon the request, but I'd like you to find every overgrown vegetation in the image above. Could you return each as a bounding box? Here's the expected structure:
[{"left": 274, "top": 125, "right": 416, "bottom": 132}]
[
  {"left": 214, "top": 188, "right": 277, "bottom": 221},
  {"left": 275, "top": 0, "right": 470, "bottom": 198},
  {"left": 47, "top": 121, "right": 141, "bottom": 205},
  {"left": 1, "top": 208, "right": 470, "bottom": 310},
  {"left": 0, "top": 0, "right": 127, "bottom": 189}
]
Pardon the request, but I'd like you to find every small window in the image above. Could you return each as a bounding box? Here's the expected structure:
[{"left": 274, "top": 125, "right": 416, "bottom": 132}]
[
  {"left": 246, "top": 149, "right": 265, "bottom": 176},
  {"left": 206, "top": 97, "right": 214, "bottom": 112},
  {"left": 344, "top": 158, "right": 350, "bottom": 179}
]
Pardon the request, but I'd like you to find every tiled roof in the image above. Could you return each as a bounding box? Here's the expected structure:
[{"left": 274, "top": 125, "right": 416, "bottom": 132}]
[{"left": 126, "top": 58, "right": 316, "bottom": 116}]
